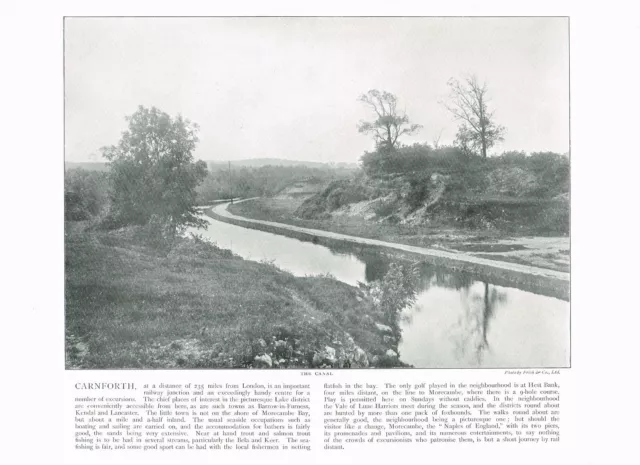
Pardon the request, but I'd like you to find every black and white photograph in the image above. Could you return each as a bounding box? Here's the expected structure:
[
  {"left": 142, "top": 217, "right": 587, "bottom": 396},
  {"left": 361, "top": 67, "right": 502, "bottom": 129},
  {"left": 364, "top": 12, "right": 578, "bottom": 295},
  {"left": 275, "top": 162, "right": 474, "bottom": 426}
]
[{"left": 64, "top": 17, "right": 570, "bottom": 370}]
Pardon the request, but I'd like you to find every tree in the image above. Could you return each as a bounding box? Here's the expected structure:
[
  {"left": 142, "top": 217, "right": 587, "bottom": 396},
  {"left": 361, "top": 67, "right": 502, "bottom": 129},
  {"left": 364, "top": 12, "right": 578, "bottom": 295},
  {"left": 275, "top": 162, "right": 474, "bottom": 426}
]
[
  {"left": 101, "top": 106, "right": 208, "bottom": 243},
  {"left": 357, "top": 90, "right": 422, "bottom": 151},
  {"left": 432, "top": 128, "right": 444, "bottom": 149},
  {"left": 444, "top": 76, "right": 505, "bottom": 158},
  {"left": 366, "top": 263, "right": 420, "bottom": 344}
]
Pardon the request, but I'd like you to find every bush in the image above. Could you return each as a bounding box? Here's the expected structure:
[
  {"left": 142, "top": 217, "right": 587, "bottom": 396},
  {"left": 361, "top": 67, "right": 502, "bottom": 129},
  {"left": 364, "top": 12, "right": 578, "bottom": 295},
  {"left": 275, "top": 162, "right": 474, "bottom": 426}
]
[
  {"left": 64, "top": 168, "right": 110, "bottom": 221},
  {"left": 528, "top": 152, "right": 570, "bottom": 197},
  {"left": 65, "top": 191, "right": 90, "bottom": 221},
  {"left": 361, "top": 144, "right": 470, "bottom": 178},
  {"left": 295, "top": 180, "right": 373, "bottom": 218},
  {"left": 360, "top": 146, "right": 569, "bottom": 200},
  {"left": 406, "top": 175, "right": 430, "bottom": 210},
  {"left": 326, "top": 186, "right": 370, "bottom": 209},
  {"left": 497, "top": 150, "right": 528, "bottom": 164},
  {"left": 326, "top": 188, "right": 346, "bottom": 210},
  {"left": 373, "top": 196, "right": 401, "bottom": 217},
  {"left": 486, "top": 166, "right": 539, "bottom": 197}
]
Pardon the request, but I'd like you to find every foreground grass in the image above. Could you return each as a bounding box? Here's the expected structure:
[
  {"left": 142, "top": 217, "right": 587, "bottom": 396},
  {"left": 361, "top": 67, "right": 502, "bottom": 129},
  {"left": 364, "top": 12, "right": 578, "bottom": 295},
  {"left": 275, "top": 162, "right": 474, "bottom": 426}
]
[
  {"left": 65, "top": 222, "right": 398, "bottom": 369},
  {"left": 228, "top": 198, "right": 569, "bottom": 273}
]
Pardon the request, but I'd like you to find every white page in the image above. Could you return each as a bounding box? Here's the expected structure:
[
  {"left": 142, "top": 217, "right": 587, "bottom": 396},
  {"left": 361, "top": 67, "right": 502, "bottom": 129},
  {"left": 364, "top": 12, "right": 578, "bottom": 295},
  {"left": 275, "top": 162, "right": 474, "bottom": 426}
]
[{"left": 3, "top": 2, "right": 639, "bottom": 464}]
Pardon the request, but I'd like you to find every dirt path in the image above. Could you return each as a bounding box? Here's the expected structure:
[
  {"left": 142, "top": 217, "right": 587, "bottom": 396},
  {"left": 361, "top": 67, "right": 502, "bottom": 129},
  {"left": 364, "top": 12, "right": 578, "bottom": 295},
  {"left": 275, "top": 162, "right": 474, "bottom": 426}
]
[{"left": 210, "top": 199, "right": 569, "bottom": 283}]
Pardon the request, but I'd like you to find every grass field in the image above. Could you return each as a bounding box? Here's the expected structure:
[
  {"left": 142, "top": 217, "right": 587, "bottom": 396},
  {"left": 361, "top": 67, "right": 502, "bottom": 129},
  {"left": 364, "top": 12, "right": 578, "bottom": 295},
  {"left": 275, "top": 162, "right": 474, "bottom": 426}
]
[{"left": 65, "top": 222, "right": 398, "bottom": 369}]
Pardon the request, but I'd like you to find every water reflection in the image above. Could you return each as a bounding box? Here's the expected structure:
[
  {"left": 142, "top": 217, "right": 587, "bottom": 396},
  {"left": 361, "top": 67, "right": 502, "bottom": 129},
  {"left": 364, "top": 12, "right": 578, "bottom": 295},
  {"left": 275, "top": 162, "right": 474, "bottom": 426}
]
[
  {"left": 197, "top": 215, "right": 570, "bottom": 368},
  {"left": 398, "top": 277, "right": 569, "bottom": 368},
  {"left": 451, "top": 282, "right": 506, "bottom": 366},
  {"left": 196, "top": 216, "right": 367, "bottom": 286},
  {"left": 363, "top": 252, "right": 390, "bottom": 282}
]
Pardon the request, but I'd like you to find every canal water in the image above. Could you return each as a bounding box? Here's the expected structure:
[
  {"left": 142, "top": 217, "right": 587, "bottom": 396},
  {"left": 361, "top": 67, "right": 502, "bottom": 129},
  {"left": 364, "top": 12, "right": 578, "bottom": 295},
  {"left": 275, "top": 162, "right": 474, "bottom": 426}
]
[{"left": 195, "top": 212, "right": 570, "bottom": 369}]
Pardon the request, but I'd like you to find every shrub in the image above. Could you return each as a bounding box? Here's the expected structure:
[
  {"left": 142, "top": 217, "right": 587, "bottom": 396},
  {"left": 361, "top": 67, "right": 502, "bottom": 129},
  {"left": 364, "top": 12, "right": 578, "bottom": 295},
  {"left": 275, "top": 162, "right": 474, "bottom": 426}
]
[
  {"left": 406, "top": 175, "right": 430, "bottom": 210},
  {"left": 295, "top": 180, "right": 372, "bottom": 218},
  {"left": 64, "top": 191, "right": 90, "bottom": 221},
  {"left": 361, "top": 143, "right": 470, "bottom": 178},
  {"left": 326, "top": 188, "right": 347, "bottom": 210},
  {"left": 497, "top": 150, "right": 528, "bottom": 164},
  {"left": 486, "top": 166, "right": 539, "bottom": 197},
  {"left": 64, "top": 168, "right": 110, "bottom": 220},
  {"left": 373, "top": 196, "right": 401, "bottom": 218},
  {"left": 528, "top": 152, "right": 570, "bottom": 197}
]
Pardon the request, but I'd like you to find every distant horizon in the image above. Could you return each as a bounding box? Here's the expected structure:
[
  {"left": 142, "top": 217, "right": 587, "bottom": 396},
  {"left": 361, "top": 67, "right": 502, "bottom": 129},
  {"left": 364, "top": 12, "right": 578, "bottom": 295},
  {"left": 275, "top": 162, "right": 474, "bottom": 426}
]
[
  {"left": 65, "top": 17, "right": 569, "bottom": 163},
  {"left": 65, "top": 157, "right": 361, "bottom": 167},
  {"left": 67, "top": 150, "right": 569, "bottom": 165}
]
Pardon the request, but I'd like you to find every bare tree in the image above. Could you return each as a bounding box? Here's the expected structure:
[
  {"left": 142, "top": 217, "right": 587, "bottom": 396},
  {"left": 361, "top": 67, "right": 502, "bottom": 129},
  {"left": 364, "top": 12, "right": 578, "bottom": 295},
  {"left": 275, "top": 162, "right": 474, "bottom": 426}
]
[
  {"left": 357, "top": 90, "right": 422, "bottom": 151},
  {"left": 432, "top": 128, "right": 444, "bottom": 149},
  {"left": 443, "top": 76, "right": 505, "bottom": 158}
]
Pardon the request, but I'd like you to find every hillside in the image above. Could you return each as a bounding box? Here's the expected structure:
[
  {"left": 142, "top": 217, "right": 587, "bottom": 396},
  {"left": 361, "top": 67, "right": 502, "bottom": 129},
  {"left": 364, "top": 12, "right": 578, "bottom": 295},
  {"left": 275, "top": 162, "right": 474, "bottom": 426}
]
[
  {"left": 225, "top": 147, "right": 570, "bottom": 271},
  {"left": 296, "top": 148, "right": 570, "bottom": 236}
]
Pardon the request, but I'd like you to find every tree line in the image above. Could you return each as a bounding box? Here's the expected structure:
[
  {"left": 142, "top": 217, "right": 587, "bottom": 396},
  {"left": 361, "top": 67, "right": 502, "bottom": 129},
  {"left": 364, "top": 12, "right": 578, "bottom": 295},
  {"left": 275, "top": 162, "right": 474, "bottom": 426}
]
[{"left": 196, "top": 164, "right": 352, "bottom": 202}]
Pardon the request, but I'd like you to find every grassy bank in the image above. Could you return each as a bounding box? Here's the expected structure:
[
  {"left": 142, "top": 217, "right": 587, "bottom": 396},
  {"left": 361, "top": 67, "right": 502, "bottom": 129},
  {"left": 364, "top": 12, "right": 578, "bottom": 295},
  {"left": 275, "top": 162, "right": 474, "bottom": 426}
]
[
  {"left": 228, "top": 198, "right": 570, "bottom": 274},
  {"left": 65, "top": 222, "right": 402, "bottom": 369},
  {"left": 227, "top": 198, "right": 464, "bottom": 246}
]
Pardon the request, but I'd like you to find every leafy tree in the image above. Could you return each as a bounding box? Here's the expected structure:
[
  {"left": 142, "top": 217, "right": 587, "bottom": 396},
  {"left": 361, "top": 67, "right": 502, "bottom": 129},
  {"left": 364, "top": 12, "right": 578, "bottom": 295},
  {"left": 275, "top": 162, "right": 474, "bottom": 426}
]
[
  {"left": 444, "top": 76, "right": 506, "bottom": 158},
  {"left": 101, "top": 106, "right": 208, "bottom": 242},
  {"left": 366, "top": 263, "right": 420, "bottom": 343},
  {"left": 357, "top": 90, "right": 422, "bottom": 151}
]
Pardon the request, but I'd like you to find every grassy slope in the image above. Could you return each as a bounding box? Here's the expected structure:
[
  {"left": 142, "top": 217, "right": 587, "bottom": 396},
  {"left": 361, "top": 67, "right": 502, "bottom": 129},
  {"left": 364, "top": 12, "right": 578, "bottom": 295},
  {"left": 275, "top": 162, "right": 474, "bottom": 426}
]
[
  {"left": 227, "top": 198, "right": 451, "bottom": 245},
  {"left": 65, "top": 222, "right": 394, "bottom": 369},
  {"left": 227, "top": 198, "right": 517, "bottom": 247}
]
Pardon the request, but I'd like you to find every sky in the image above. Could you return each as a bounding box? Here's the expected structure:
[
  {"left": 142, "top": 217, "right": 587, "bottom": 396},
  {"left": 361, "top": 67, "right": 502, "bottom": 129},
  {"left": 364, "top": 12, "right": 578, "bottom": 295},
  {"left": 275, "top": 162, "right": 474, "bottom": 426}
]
[{"left": 64, "top": 17, "right": 569, "bottom": 163}]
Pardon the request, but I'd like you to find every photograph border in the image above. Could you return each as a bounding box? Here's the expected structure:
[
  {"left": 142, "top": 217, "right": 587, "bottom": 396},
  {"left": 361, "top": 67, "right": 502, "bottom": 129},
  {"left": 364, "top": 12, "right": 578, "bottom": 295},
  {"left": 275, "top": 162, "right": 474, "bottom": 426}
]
[{"left": 63, "top": 15, "right": 571, "bottom": 371}]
